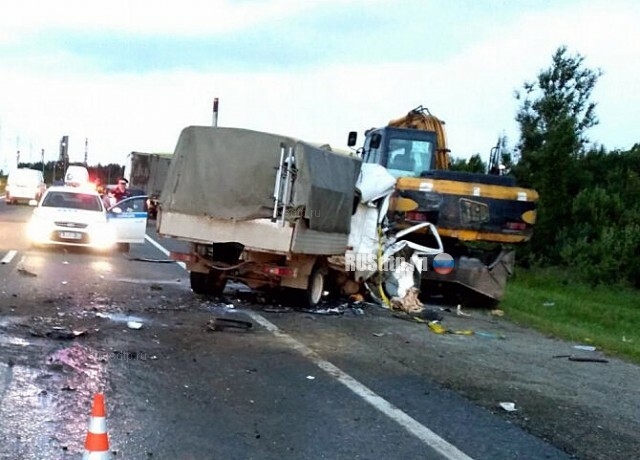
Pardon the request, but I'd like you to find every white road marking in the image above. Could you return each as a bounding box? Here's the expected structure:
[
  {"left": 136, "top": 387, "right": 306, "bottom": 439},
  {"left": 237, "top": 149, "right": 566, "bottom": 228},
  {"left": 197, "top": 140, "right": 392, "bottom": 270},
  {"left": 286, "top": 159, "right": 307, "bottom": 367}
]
[
  {"left": 145, "top": 234, "right": 474, "bottom": 460},
  {"left": 144, "top": 234, "right": 186, "bottom": 269},
  {"left": 1, "top": 250, "right": 18, "bottom": 265},
  {"left": 247, "top": 312, "right": 474, "bottom": 460}
]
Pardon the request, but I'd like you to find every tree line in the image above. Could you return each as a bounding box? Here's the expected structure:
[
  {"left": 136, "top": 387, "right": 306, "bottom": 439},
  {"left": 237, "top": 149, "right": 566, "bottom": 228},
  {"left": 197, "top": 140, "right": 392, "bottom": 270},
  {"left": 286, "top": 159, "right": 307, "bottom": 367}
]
[
  {"left": 450, "top": 46, "right": 639, "bottom": 287},
  {"left": 13, "top": 161, "right": 125, "bottom": 186}
]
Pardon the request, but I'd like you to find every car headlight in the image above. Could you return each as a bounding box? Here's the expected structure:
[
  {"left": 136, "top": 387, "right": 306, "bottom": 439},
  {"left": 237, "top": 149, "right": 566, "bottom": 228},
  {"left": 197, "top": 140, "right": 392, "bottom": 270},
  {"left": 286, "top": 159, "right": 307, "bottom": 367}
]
[
  {"left": 27, "top": 216, "right": 51, "bottom": 243},
  {"left": 89, "top": 223, "right": 116, "bottom": 249}
]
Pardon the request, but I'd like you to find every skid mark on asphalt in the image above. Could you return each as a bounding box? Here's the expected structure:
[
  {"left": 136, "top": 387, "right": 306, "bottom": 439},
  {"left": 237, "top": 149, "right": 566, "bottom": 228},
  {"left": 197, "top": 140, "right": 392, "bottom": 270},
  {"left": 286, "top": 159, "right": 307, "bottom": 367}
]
[{"left": 145, "top": 234, "right": 474, "bottom": 460}]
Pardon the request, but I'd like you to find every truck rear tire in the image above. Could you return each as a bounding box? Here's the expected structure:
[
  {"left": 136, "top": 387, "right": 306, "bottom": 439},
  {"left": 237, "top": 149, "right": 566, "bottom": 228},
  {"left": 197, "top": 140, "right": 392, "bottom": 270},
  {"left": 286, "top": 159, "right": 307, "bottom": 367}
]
[
  {"left": 288, "top": 265, "right": 326, "bottom": 308},
  {"left": 190, "top": 270, "right": 227, "bottom": 296}
]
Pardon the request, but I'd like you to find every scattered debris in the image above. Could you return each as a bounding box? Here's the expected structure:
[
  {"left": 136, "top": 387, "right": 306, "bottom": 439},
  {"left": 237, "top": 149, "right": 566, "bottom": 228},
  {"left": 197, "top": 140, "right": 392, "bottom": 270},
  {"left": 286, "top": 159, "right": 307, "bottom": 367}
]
[
  {"left": 428, "top": 321, "right": 446, "bottom": 334},
  {"left": 62, "top": 261, "right": 69, "bottom": 265},
  {"left": 622, "top": 335, "right": 633, "bottom": 343},
  {"left": 573, "top": 345, "right": 596, "bottom": 352},
  {"left": 543, "top": 301, "right": 556, "bottom": 307},
  {"left": 31, "top": 327, "right": 87, "bottom": 340},
  {"left": 390, "top": 287, "right": 424, "bottom": 314},
  {"left": 306, "top": 375, "right": 315, "bottom": 380},
  {"left": 499, "top": 402, "right": 517, "bottom": 412},
  {"left": 127, "top": 321, "right": 143, "bottom": 330},
  {"left": 226, "top": 304, "right": 235, "bottom": 309},
  {"left": 422, "top": 309, "right": 443, "bottom": 322},
  {"left": 17, "top": 268, "right": 37, "bottom": 277},
  {"left": 569, "top": 356, "right": 608, "bottom": 363},
  {"left": 263, "top": 306, "right": 293, "bottom": 313},
  {"left": 372, "top": 332, "right": 385, "bottom": 337},
  {"left": 149, "top": 284, "right": 163, "bottom": 291},
  {"left": 456, "top": 304, "right": 471, "bottom": 317},
  {"left": 61, "top": 281, "right": 68, "bottom": 285},
  {"left": 128, "top": 257, "right": 174, "bottom": 263},
  {"left": 553, "top": 355, "right": 608, "bottom": 363},
  {"left": 205, "top": 317, "right": 253, "bottom": 332},
  {"left": 450, "top": 330, "right": 474, "bottom": 336},
  {"left": 490, "top": 309, "right": 505, "bottom": 317},
  {"left": 475, "top": 332, "right": 506, "bottom": 340},
  {"left": 350, "top": 293, "right": 365, "bottom": 302},
  {"left": 302, "top": 307, "right": 344, "bottom": 316}
]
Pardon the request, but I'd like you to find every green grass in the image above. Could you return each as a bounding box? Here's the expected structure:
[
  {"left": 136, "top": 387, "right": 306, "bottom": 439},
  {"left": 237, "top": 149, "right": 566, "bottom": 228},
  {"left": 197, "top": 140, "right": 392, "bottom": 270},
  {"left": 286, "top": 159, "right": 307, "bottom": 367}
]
[{"left": 502, "top": 268, "right": 640, "bottom": 363}]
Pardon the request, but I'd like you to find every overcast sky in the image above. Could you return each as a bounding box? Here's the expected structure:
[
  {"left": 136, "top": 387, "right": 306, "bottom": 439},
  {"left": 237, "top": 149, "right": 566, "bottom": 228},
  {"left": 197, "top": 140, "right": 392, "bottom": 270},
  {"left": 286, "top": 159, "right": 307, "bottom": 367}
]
[{"left": 0, "top": 0, "right": 638, "bottom": 172}]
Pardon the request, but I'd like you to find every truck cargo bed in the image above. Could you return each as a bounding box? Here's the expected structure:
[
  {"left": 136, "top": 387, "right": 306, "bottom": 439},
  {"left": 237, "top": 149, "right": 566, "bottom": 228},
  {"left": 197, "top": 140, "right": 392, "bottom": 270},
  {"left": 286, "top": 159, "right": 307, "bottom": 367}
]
[{"left": 158, "top": 211, "right": 348, "bottom": 255}]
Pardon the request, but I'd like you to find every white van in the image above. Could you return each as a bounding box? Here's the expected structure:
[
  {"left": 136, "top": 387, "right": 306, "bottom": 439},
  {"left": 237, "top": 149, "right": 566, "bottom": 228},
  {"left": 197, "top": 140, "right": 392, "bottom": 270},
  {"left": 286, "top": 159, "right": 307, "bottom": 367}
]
[
  {"left": 64, "top": 165, "right": 90, "bottom": 187},
  {"left": 5, "top": 169, "right": 46, "bottom": 205}
]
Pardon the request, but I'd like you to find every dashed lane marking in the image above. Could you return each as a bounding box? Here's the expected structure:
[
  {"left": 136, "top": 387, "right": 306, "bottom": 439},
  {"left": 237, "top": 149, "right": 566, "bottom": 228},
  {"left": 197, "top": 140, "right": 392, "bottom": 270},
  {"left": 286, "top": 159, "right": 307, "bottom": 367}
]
[
  {"left": 144, "top": 233, "right": 474, "bottom": 460},
  {"left": 1, "top": 250, "right": 18, "bottom": 265}
]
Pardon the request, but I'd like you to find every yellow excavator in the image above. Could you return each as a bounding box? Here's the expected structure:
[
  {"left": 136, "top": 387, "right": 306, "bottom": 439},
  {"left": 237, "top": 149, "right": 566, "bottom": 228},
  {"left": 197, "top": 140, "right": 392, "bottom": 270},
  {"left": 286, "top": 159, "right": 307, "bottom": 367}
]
[{"left": 348, "top": 106, "right": 538, "bottom": 305}]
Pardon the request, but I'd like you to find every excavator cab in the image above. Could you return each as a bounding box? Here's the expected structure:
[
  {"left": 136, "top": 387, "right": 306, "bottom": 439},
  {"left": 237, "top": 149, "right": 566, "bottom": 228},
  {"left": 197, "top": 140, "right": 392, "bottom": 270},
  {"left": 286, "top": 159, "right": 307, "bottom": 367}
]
[{"left": 359, "top": 127, "right": 438, "bottom": 179}]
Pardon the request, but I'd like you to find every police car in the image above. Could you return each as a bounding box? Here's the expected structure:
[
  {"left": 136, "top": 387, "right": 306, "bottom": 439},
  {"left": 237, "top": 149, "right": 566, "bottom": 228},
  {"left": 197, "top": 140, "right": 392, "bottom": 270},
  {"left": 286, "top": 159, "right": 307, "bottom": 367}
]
[{"left": 27, "top": 186, "right": 148, "bottom": 251}]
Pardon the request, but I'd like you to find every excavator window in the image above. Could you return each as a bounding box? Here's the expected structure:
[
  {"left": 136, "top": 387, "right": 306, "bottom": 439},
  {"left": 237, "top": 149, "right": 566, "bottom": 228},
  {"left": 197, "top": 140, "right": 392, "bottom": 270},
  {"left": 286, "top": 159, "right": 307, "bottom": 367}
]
[{"left": 386, "top": 138, "right": 433, "bottom": 178}]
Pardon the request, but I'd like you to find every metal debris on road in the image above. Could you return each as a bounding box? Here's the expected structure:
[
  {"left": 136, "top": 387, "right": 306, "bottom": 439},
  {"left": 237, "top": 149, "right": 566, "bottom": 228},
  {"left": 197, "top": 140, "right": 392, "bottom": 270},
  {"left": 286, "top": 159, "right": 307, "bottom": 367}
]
[
  {"left": 30, "top": 327, "right": 88, "bottom": 340},
  {"left": 205, "top": 317, "right": 253, "bottom": 332},
  {"left": 128, "top": 257, "right": 175, "bottom": 263},
  {"left": 263, "top": 306, "right": 293, "bottom": 313},
  {"left": 553, "top": 355, "right": 609, "bottom": 363}
]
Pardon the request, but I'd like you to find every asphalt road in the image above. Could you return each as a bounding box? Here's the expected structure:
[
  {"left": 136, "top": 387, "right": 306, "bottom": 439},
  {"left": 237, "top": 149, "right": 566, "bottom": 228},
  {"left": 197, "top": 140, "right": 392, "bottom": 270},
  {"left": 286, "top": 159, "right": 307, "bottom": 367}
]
[{"left": 0, "top": 198, "right": 637, "bottom": 460}]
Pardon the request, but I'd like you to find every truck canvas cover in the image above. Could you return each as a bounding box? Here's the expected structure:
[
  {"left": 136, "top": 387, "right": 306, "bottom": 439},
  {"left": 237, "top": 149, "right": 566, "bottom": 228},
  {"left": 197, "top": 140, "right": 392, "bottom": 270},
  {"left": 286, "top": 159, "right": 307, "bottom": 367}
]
[{"left": 161, "top": 126, "right": 362, "bottom": 235}]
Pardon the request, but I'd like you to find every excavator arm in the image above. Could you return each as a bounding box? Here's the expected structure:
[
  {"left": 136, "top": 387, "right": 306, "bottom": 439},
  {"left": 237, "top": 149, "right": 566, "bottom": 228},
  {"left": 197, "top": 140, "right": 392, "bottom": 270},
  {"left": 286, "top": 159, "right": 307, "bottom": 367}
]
[{"left": 387, "top": 106, "right": 450, "bottom": 170}]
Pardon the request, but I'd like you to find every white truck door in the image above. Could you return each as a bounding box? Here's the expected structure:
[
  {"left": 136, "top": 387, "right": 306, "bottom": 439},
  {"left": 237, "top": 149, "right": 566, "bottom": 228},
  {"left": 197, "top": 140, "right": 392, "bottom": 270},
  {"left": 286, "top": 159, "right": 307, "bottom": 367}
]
[{"left": 108, "top": 196, "right": 148, "bottom": 243}]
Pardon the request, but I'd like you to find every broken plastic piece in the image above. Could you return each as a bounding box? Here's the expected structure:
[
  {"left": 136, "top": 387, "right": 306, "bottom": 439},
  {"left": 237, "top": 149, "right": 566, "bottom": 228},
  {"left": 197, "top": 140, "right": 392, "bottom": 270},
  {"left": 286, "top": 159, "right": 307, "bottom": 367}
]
[
  {"left": 499, "top": 402, "right": 517, "bottom": 412},
  {"left": 127, "top": 321, "right": 143, "bottom": 330},
  {"left": 428, "top": 321, "right": 446, "bottom": 334},
  {"left": 573, "top": 345, "right": 596, "bottom": 352}
]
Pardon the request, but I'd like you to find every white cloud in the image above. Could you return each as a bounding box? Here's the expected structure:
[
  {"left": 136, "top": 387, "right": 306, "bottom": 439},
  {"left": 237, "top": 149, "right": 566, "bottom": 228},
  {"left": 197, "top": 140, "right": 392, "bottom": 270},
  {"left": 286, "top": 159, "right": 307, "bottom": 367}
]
[{"left": 0, "top": 0, "right": 370, "bottom": 39}]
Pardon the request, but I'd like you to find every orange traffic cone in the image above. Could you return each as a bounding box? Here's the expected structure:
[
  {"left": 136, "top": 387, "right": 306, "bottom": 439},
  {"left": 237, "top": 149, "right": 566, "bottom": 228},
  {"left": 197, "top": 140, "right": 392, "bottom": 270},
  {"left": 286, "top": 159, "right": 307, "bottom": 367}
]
[{"left": 83, "top": 393, "right": 111, "bottom": 459}]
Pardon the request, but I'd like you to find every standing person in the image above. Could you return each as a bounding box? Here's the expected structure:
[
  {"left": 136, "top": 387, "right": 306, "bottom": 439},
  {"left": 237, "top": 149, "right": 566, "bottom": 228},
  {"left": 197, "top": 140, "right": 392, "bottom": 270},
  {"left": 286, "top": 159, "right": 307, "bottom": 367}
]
[{"left": 112, "top": 178, "right": 130, "bottom": 203}]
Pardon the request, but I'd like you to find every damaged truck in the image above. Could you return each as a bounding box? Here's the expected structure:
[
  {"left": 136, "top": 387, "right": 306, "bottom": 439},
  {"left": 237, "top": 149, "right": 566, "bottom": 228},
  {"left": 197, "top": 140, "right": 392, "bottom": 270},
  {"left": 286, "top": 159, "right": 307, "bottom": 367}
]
[{"left": 157, "top": 126, "right": 444, "bottom": 307}]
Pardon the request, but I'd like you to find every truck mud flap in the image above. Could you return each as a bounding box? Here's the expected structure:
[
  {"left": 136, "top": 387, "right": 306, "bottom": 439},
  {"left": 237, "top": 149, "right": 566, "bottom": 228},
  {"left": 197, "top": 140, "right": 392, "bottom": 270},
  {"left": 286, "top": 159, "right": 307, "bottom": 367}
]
[{"left": 421, "top": 249, "right": 515, "bottom": 305}]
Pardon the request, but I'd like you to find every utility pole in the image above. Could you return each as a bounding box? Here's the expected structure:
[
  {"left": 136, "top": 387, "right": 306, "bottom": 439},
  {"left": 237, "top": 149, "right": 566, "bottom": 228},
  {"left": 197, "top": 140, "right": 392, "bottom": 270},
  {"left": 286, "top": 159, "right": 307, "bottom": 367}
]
[
  {"left": 59, "top": 135, "right": 69, "bottom": 174},
  {"left": 41, "top": 149, "right": 45, "bottom": 175},
  {"left": 212, "top": 97, "right": 219, "bottom": 127},
  {"left": 16, "top": 136, "right": 20, "bottom": 169},
  {"left": 84, "top": 138, "right": 88, "bottom": 166}
]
